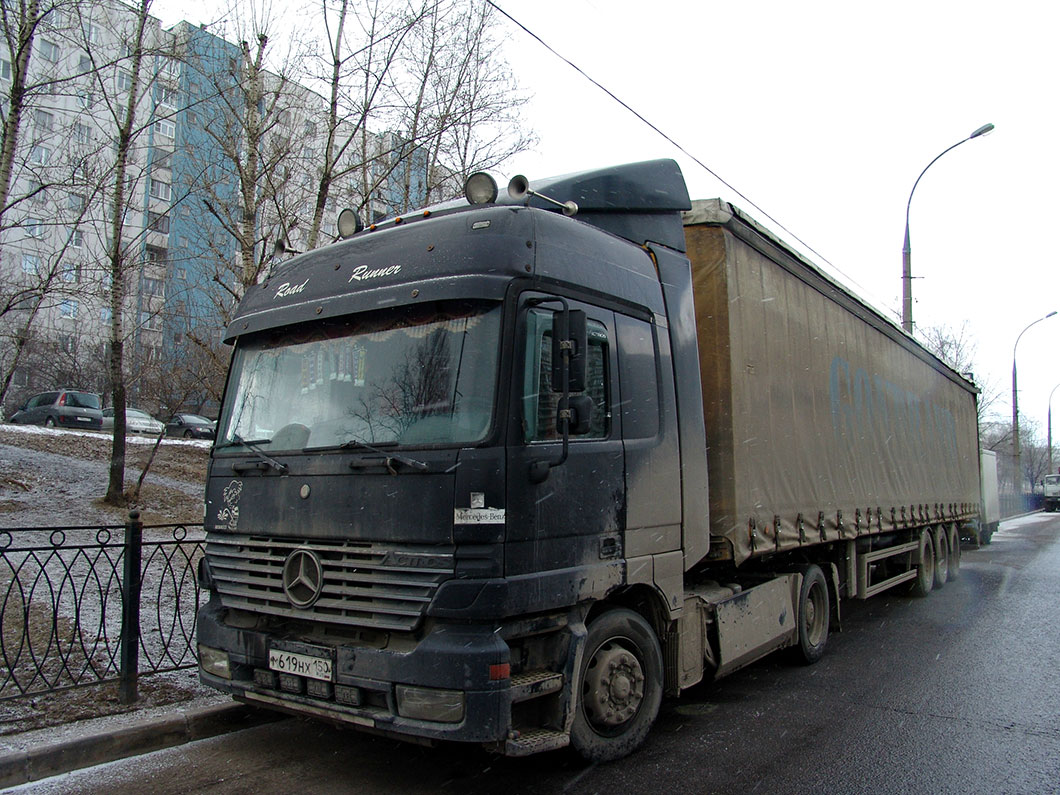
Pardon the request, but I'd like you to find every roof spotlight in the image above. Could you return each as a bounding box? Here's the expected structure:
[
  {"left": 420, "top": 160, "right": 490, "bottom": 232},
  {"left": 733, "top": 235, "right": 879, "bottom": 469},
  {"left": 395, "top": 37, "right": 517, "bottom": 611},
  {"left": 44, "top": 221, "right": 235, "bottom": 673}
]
[
  {"left": 464, "top": 172, "right": 498, "bottom": 205},
  {"left": 337, "top": 208, "right": 363, "bottom": 239}
]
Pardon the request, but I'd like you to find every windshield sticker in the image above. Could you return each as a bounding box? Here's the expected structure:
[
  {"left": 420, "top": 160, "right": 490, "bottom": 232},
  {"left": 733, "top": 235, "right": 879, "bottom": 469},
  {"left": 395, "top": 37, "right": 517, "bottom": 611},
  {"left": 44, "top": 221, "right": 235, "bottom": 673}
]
[
  {"left": 348, "top": 264, "right": 401, "bottom": 283},
  {"left": 217, "top": 480, "right": 243, "bottom": 530}
]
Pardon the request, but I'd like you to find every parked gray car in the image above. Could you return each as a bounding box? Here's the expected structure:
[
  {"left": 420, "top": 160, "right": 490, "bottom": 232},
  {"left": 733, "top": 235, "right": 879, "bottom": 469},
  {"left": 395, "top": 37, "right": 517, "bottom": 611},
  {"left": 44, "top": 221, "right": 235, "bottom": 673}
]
[
  {"left": 101, "top": 407, "right": 165, "bottom": 435},
  {"left": 9, "top": 390, "right": 103, "bottom": 430}
]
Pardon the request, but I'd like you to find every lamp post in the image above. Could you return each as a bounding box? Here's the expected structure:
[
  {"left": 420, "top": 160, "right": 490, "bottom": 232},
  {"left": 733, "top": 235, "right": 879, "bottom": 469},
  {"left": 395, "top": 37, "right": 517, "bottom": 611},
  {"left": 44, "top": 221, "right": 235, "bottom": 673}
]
[
  {"left": 1012, "top": 311, "right": 1057, "bottom": 493},
  {"left": 902, "top": 123, "right": 995, "bottom": 334},
  {"left": 1049, "top": 381, "right": 1060, "bottom": 475}
]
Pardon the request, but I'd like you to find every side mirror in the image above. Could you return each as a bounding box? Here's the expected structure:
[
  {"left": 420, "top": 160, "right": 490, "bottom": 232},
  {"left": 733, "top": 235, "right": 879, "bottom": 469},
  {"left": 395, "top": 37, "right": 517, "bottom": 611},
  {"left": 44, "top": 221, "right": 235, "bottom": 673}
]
[
  {"left": 563, "top": 394, "right": 594, "bottom": 435},
  {"left": 551, "top": 309, "right": 587, "bottom": 393}
]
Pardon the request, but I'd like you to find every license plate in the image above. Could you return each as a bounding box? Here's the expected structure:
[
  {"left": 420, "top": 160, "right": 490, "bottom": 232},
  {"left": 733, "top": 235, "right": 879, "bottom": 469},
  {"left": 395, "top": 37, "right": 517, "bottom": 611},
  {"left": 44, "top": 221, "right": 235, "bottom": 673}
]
[
  {"left": 76, "top": 417, "right": 91, "bottom": 422},
  {"left": 268, "top": 649, "right": 333, "bottom": 682}
]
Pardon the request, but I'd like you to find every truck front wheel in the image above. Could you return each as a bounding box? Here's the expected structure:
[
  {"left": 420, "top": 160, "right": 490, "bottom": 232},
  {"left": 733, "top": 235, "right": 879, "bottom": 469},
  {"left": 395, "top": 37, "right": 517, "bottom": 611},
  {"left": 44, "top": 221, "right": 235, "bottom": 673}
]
[{"left": 571, "top": 608, "right": 663, "bottom": 763}]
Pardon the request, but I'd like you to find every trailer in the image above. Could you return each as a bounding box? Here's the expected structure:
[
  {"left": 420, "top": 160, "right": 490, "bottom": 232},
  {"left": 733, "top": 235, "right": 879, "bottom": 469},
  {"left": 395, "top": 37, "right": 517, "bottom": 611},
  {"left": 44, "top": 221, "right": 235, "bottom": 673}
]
[{"left": 196, "top": 159, "right": 982, "bottom": 762}]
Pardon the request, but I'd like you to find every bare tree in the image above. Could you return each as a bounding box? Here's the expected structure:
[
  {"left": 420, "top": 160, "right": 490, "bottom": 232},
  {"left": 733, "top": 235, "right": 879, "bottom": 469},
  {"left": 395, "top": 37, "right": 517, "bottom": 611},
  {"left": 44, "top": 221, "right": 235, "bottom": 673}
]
[{"left": 918, "top": 320, "right": 1001, "bottom": 427}]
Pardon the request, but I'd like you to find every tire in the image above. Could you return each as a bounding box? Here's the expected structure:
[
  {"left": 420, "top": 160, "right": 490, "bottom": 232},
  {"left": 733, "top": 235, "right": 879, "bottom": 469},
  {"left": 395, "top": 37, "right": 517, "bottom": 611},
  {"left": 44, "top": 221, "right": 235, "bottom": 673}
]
[
  {"left": 932, "top": 525, "right": 949, "bottom": 589},
  {"left": 571, "top": 608, "right": 663, "bottom": 763},
  {"left": 947, "top": 524, "right": 960, "bottom": 580},
  {"left": 911, "top": 528, "right": 935, "bottom": 597},
  {"left": 982, "top": 524, "right": 994, "bottom": 545},
  {"left": 792, "top": 564, "right": 830, "bottom": 665},
  {"left": 183, "top": 429, "right": 193, "bottom": 438},
  {"left": 44, "top": 416, "right": 56, "bottom": 428}
]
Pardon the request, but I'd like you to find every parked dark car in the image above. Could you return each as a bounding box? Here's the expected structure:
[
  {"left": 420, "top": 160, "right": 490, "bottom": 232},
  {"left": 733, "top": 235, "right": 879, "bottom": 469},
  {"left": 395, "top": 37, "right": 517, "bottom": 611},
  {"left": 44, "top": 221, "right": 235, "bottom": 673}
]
[
  {"left": 9, "top": 390, "right": 103, "bottom": 430},
  {"left": 166, "top": 413, "right": 215, "bottom": 439}
]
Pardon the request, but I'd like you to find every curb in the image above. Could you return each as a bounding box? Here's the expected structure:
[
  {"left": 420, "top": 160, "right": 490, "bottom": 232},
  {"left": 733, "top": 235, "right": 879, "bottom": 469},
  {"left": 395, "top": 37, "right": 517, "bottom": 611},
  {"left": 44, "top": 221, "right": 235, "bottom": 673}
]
[{"left": 0, "top": 702, "right": 279, "bottom": 789}]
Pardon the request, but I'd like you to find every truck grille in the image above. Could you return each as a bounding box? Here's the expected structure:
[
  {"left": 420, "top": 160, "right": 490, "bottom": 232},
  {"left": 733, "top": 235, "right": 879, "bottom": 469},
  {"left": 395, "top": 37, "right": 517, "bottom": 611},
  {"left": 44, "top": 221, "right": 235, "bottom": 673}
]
[{"left": 205, "top": 533, "right": 455, "bottom": 632}]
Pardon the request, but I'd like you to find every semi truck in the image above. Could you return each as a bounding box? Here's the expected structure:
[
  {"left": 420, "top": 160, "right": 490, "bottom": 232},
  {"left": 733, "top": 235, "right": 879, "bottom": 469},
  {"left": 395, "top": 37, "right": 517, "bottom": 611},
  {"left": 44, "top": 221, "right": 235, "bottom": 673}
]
[{"left": 196, "top": 159, "right": 983, "bottom": 762}]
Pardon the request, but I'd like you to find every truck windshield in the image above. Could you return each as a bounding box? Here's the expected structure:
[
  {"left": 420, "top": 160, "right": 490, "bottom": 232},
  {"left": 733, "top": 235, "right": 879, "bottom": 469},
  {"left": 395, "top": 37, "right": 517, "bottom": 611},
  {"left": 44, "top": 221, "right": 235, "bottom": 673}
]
[{"left": 217, "top": 302, "right": 502, "bottom": 452}]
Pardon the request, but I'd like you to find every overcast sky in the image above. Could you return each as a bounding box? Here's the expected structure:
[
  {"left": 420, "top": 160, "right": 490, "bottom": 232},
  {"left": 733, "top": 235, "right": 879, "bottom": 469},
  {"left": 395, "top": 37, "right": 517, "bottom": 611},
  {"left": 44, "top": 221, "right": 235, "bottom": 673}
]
[{"left": 154, "top": 0, "right": 1060, "bottom": 444}]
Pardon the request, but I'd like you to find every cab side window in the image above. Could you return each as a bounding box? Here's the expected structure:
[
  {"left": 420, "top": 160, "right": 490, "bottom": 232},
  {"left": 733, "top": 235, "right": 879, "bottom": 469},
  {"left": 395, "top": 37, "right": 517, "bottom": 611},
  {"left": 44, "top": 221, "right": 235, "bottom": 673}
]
[{"left": 522, "top": 308, "right": 609, "bottom": 441}]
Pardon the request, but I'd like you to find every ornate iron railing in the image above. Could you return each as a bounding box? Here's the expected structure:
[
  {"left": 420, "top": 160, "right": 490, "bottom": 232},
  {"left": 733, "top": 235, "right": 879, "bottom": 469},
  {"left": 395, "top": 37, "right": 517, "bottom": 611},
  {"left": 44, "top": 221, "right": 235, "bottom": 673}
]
[{"left": 0, "top": 514, "right": 204, "bottom": 702}]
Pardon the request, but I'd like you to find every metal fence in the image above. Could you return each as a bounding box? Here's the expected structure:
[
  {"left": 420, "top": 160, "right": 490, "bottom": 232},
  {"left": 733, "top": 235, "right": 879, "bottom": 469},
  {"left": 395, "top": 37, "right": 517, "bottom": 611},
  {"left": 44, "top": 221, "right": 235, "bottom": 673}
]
[{"left": 0, "top": 513, "right": 204, "bottom": 703}]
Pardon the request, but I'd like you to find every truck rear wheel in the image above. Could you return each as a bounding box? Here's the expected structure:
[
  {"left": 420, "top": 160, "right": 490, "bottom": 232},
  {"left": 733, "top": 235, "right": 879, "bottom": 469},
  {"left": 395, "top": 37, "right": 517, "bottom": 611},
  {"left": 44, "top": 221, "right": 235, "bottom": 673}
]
[
  {"left": 911, "top": 528, "right": 935, "bottom": 597},
  {"left": 793, "top": 565, "right": 829, "bottom": 665},
  {"left": 932, "top": 526, "right": 949, "bottom": 589},
  {"left": 947, "top": 524, "right": 960, "bottom": 580},
  {"left": 570, "top": 608, "right": 663, "bottom": 763}
]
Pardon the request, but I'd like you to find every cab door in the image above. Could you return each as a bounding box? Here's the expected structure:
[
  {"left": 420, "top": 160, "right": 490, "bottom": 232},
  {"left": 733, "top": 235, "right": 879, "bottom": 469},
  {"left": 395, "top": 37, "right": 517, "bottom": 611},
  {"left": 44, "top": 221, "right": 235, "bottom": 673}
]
[{"left": 504, "top": 295, "right": 625, "bottom": 606}]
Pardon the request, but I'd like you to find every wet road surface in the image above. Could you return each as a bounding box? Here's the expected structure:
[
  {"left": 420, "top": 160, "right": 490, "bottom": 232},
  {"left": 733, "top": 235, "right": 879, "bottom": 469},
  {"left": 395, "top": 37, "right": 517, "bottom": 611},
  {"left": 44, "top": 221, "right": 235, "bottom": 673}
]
[{"left": 18, "top": 513, "right": 1060, "bottom": 794}]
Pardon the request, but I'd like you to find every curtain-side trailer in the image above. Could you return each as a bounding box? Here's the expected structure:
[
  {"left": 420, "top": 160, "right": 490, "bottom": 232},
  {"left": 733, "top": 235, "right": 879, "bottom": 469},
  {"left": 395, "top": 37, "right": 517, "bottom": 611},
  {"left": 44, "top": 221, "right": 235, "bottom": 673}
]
[{"left": 196, "top": 160, "right": 982, "bottom": 762}]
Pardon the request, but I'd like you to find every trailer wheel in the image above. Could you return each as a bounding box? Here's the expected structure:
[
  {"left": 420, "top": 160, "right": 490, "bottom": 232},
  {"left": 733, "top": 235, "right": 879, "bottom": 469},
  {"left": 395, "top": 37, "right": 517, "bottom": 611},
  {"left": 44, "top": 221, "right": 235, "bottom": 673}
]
[
  {"left": 947, "top": 524, "right": 960, "bottom": 580},
  {"left": 932, "top": 526, "right": 949, "bottom": 589},
  {"left": 571, "top": 608, "right": 663, "bottom": 763},
  {"left": 911, "top": 528, "right": 935, "bottom": 597},
  {"left": 793, "top": 565, "right": 830, "bottom": 665}
]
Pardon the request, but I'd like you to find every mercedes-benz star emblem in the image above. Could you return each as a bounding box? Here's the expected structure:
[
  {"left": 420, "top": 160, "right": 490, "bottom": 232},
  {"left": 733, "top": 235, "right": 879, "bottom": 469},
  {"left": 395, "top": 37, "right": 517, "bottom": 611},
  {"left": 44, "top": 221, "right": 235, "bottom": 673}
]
[{"left": 282, "top": 548, "right": 324, "bottom": 608}]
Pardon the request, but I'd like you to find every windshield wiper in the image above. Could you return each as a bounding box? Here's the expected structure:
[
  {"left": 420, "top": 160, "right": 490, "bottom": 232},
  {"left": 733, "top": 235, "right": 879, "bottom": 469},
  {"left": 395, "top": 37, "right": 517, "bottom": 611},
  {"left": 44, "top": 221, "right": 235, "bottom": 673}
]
[
  {"left": 326, "top": 438, "right": 428, "bottom": 473},
  {"left": 218, "top": 434, "right": 288, "bottom": 473}
]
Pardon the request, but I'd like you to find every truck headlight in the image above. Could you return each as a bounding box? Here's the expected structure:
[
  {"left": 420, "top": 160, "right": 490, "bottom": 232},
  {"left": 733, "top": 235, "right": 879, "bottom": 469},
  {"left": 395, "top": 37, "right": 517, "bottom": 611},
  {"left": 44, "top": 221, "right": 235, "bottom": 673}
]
[
  {"left": 198, "top": 645, "right": 231, "bottom": 679},
  {"left": 396, "top": 685, "right": 465, "bottom": 723}
]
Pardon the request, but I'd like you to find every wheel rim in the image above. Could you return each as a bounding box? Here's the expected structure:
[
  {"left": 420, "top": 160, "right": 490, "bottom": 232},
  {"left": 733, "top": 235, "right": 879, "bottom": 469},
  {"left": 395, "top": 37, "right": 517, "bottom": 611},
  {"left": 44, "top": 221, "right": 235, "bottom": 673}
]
[{"left": 582, "top": 639, "right": 645, "bottom": 733}]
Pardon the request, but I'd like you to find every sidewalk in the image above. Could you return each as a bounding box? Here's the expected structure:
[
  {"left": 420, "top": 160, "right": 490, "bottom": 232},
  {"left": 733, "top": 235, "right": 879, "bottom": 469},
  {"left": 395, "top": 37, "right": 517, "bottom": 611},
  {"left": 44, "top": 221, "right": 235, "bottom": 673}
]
[{"left": 0, "top": 695, "right": 280, "bottom": 789}]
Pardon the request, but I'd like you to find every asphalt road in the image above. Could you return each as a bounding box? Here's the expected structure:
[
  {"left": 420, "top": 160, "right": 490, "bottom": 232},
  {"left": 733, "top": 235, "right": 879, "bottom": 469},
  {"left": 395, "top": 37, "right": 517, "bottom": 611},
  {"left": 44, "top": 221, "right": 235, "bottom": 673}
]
[{"left": 19, "top": 514, "right": 1060, "bottom": 794}]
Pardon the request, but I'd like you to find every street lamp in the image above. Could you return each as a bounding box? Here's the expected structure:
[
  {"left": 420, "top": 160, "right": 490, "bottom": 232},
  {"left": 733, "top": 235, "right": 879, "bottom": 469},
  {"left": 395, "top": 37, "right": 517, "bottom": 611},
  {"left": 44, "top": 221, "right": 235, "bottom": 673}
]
[
  {"left": 902, "top": 123, "right": 995, "bottom": 334},
  {"left": 1012, "top": 311, "right": 1057, "bottom": 493},
  {"left": 1048, "top": 381, "right": 1060, "bottom": 475}
]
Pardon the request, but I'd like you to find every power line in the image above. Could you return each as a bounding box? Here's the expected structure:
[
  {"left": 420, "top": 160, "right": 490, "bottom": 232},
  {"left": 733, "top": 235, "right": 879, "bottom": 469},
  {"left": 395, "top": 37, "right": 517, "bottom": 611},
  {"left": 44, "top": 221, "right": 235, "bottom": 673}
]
[{"left": 486, "top": 0, "right": 893, "bottom": 309}]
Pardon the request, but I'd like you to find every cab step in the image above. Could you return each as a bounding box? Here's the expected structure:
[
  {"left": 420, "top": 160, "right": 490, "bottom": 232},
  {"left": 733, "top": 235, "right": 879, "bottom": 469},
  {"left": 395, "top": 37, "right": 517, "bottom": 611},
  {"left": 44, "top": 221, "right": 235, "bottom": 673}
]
[
  {"left": 509, "top": 670, "right": 564, "bottom": 703},
  {"left": 504, "top": 728, "right": 570, "bottom": 756}
]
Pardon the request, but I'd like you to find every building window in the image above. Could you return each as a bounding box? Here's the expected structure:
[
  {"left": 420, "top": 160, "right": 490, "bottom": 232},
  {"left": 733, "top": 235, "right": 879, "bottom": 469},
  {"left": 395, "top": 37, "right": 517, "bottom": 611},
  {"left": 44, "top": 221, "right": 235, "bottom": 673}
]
[
  {"left": 160, "top": 59, "right": 179, "bottom": 79},
  {"left": 30, "top": 145, "right": 50, "bottom": 165},
  {"left": 22, "top": 253, "right": 41, "bottom": 275},
  {"left": 38, "top": 40, "right": 60, "bottom": 62},
  {"left": 70, "top": 229, "right": 84, "bottom": 248},
  {"left": 152, "top": 151, "right": 172, "bottom": 171},
  {"left": 60, "top": 299, "right": 78, "bottom": 319},
  {"left": 1, "top": 60, "right": 11, "bottom": 80},
  {"left": 34, "top": 109, "right": 54, "bottom": 130},
  {"left": 158, "top": 85, "right": 178, "bottom": 107},
  {"left": 145, "top": 245, "right": 167, "bottom": 266},
  {"left": 59, "top": 335, "right": 76, "bottom": 354},
  {"left": 176, "top": 267, "right": 187, "bottom": 280},
  {"left": 62, "top": 263, "right": 81, "bottom": 283},
  {"left": 68, "top": 193, "right": 87, "bottom": 213},
  {"left": 147, "top": 211, "right": 169, "bottom": 233},
  {"left": 73, "top": 122, "right": 91, "bottom": 144},
  {"left": 153, "top": 118, "right": 175, "bottom": 138},
  {"left": 77, "top": 91, "right": 94, "bottom": 109},
  {"left": 100, "top": 306, "right": 112, "bottom": 325},
  {"left": 84, "top": 23, "right": 100, "bottom": 45},
  {"left": 149, "top": 179, "right": 171, "bottom": 201},
  {"left": 25, "top": 217, "right": 44, "bottom": 238},
  {"left": 139, "top": 310, "right": 162, "bottom": 330},
  {"left": 118, "top": 70, "right": 133, "bottom": 91},
  {"left": 142, "top": 276, "right": 164, "bottom": 297}
]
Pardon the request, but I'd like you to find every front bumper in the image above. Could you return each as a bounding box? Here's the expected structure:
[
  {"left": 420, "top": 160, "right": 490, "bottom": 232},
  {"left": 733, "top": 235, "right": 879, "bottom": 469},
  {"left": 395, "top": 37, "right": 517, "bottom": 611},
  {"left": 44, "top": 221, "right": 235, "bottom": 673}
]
[{"left": 197, "top": 597, "right": 512, "bottom": 744}]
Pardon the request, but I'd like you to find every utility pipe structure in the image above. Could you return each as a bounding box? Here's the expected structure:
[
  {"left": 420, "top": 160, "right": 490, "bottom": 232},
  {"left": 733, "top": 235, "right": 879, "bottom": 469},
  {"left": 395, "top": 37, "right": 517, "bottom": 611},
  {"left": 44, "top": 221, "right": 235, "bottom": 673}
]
[
  {"left": 1012, "top": 311, "right": 1057, "bottom": 493},
  {"left": 902, "top": 123, "right": 995, "bottom": 334}
]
